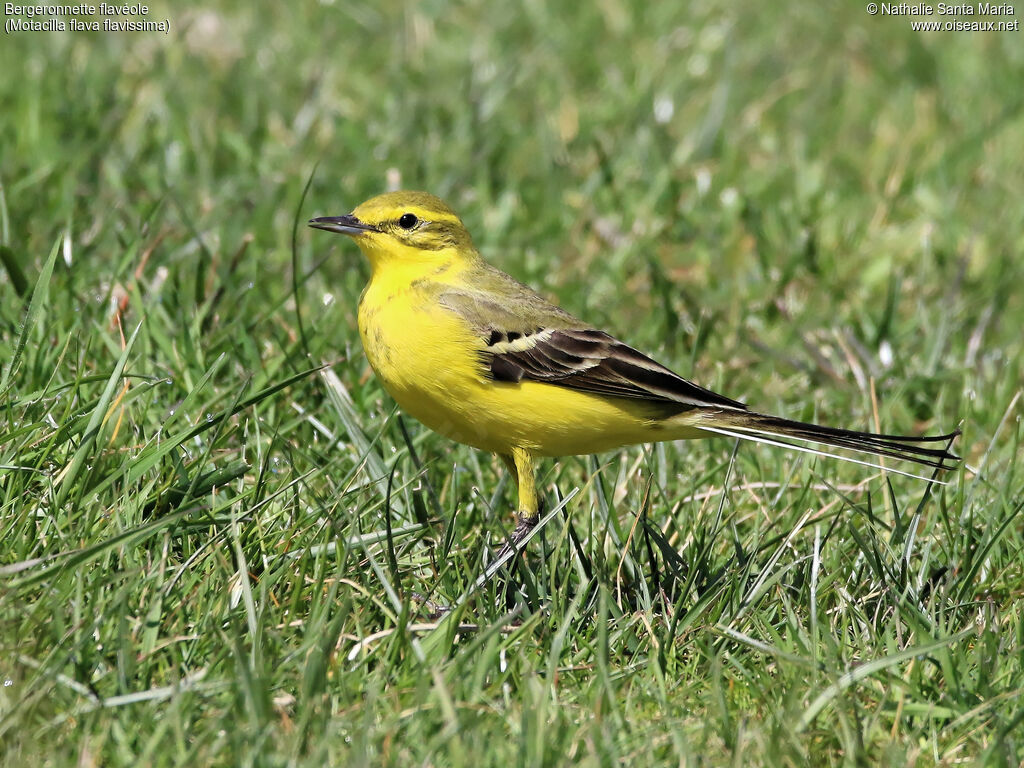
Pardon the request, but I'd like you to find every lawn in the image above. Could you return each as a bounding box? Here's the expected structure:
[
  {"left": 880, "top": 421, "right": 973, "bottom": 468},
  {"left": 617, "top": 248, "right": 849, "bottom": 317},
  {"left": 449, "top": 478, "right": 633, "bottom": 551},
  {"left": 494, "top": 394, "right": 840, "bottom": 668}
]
[{"left": 1, "top": 1, "right": 1022, "bottom": 765}]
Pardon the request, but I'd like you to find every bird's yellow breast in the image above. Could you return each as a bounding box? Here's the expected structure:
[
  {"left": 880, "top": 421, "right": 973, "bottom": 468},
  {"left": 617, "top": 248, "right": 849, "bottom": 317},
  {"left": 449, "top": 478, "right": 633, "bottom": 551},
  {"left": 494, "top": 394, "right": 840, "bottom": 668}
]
[{"left": 357, "top": 274, "right": 702, "bottom": 457}]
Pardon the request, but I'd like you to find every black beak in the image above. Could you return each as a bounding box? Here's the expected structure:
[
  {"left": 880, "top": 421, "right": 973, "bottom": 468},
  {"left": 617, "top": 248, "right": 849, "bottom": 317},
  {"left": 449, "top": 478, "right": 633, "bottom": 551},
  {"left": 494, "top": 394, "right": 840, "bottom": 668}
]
[{"left": 308, "top": 215, "right": 377, "bottom": 235}]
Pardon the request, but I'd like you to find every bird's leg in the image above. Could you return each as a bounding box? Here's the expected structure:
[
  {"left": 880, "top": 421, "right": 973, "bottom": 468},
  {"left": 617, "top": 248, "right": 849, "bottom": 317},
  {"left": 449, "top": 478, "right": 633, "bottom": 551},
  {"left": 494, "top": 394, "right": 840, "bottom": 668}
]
[
  {"left": 494, "top": 448, "right": 539, "bottom": 559},
  {"left": 511, "top": 446, "right": 539, "bottom": 534}
]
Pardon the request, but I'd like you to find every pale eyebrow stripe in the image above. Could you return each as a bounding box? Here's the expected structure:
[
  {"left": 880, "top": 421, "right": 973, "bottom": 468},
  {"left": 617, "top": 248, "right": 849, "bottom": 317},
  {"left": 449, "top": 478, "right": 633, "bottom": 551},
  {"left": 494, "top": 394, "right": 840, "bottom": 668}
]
[{"left": 406, "top": 209, "right": 460, "bottom": 225}]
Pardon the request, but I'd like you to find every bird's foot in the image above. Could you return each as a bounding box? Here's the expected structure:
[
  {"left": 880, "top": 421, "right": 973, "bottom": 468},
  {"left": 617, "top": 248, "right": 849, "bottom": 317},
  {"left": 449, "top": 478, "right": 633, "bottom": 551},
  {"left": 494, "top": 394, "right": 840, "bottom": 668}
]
[{"left": 493, "top": 512, "right": 539, "bottom": 563}]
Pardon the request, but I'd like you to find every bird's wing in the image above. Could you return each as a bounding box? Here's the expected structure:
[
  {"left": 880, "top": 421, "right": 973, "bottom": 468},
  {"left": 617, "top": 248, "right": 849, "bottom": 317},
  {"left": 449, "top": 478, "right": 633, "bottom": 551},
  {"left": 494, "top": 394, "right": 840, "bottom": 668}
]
[{"left": 437, "top": 266, "right": 746, "bottom": 412}]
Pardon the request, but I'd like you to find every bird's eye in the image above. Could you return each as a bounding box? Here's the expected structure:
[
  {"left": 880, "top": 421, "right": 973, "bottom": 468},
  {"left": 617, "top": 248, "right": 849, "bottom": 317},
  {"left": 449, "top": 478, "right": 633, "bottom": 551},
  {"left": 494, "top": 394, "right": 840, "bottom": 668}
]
[{"left": 398, "top": 213, "right": 418, "bottom": 230}]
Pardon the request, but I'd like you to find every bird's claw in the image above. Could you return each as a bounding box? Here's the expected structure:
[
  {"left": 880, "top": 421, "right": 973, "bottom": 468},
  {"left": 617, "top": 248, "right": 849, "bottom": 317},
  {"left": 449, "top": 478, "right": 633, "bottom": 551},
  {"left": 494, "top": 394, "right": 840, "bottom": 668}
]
[{"left": 493, "top": 512, "right": 539, "bottom": 562}]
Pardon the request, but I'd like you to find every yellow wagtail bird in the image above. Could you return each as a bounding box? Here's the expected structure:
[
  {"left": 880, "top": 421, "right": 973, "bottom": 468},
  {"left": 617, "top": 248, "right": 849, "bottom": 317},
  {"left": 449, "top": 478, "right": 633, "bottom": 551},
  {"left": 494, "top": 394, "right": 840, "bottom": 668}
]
[{"left": 310, "top": 191, "right": 960, "bottom": 551}]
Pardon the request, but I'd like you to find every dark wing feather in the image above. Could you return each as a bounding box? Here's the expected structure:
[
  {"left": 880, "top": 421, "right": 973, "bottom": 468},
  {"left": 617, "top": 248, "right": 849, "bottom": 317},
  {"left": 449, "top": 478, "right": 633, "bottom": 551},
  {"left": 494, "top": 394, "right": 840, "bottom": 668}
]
[
  {"left": 437, "top": 267, "right": 746, "bottom": 413},
  {"left": 483, "top": 327, "right": 746, "bottom": 411}
]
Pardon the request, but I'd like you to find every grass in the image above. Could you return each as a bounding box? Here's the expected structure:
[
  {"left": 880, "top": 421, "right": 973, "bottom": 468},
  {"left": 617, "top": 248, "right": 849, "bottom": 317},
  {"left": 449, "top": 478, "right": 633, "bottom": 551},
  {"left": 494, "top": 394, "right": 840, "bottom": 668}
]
[{"left": 1, "top": 1, "right": 1023, "bottom": 765}]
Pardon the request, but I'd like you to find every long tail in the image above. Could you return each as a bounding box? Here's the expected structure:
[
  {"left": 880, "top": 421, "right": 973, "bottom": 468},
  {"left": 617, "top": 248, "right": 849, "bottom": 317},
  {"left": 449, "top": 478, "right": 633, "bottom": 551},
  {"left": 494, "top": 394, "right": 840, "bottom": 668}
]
[{"left": 695, "top": 410, "right": 961, "bottom": 482}]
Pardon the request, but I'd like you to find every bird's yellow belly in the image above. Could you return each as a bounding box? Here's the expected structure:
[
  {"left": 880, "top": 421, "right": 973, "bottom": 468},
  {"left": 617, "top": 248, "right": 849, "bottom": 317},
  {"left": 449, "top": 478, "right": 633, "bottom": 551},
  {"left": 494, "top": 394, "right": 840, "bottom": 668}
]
[{"left": 358, "top": 292, "right": 702, "bottom": 457}]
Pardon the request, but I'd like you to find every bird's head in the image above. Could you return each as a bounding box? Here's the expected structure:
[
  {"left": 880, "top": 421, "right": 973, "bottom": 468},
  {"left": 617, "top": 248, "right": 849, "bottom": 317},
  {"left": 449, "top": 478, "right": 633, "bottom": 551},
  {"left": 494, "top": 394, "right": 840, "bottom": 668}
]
[{"left": 309, "top": 191, "right": 478, "bottom": 275}]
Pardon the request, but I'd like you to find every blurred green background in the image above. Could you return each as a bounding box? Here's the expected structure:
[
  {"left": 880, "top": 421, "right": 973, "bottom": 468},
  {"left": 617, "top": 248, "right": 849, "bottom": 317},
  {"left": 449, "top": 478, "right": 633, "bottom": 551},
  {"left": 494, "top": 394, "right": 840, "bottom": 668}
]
[{"left": 1, "top": 2, "right": 1022, "bottom": 765}]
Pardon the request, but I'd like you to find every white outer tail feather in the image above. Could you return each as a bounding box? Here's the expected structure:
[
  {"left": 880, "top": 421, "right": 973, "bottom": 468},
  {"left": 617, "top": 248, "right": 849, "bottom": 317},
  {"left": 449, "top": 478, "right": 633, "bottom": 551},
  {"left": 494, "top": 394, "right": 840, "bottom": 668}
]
[{"left": 695, "top": 423, "right": 954, "bottom": 484}]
